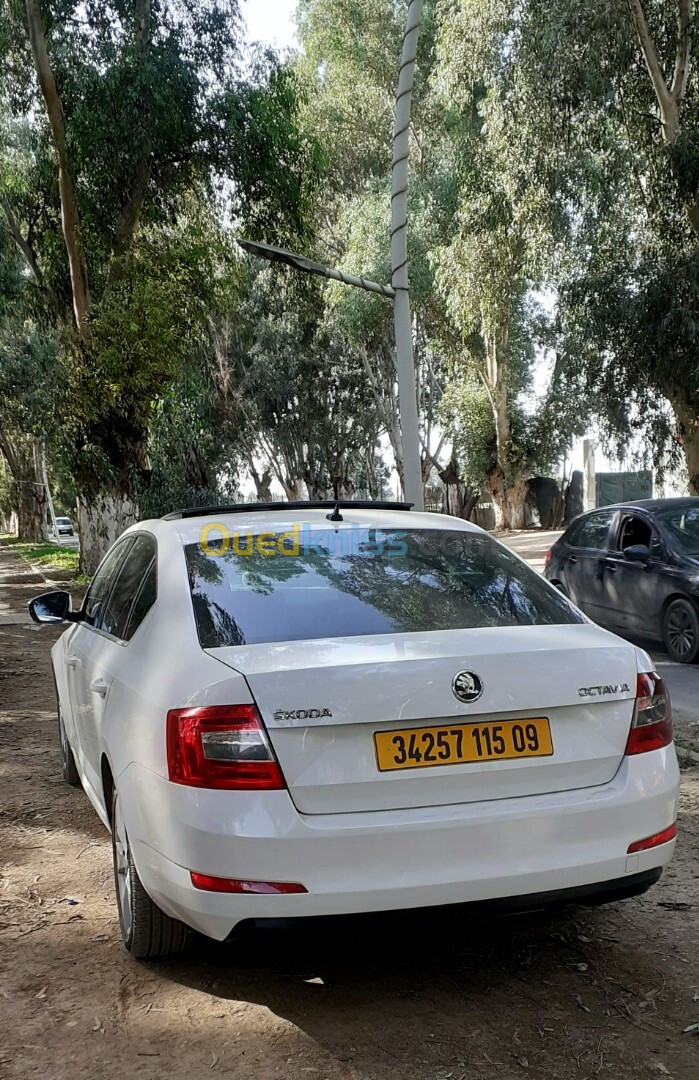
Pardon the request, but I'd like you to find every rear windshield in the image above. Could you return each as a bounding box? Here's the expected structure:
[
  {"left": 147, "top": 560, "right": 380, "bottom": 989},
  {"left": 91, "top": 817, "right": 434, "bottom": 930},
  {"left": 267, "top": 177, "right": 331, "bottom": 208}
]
[
  {"left": 656, "top": 506, "right": 699, "bottom": 555},
  {"left": 185, "top": 527, "right": 583, "bottom": 648}
]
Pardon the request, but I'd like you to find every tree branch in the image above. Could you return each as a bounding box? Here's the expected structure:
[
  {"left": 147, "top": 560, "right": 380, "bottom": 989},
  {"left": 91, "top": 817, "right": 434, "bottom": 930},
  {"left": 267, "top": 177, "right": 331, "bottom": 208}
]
[
  {"left": 671, "top": 0, "right": 694, "bottom": 102},
  {"left": 626, "top": 0, "right": 679, "bottom": 142},
  {"left": 0, "top": 431, "right": 19, "bottom": 477},
  {"left": 25, "top": 0, "right": 91, "bottom": 339},
  {"left": 1, "top": 196, "right": 64, "bottom": 321}
]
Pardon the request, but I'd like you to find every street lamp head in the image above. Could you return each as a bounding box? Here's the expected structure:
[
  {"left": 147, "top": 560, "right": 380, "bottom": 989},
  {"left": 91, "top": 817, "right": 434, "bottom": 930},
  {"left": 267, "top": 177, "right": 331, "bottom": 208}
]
[
  {"left": 236, "top": 239, "right": 313, "bottom": 274},
  {"left": 236, "top": 237, "right": 396, "bottom": 300}
]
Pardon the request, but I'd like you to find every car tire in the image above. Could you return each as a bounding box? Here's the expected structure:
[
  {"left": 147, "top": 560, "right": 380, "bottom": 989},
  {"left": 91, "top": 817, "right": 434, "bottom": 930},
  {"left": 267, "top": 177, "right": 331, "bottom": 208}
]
[
  {"left": 111, "top": 788, "right": 189, "bottom": 959},
  {"left": 58, "top": 704, "right": 81, "bottom": 787},
  {"left": 662, "top": 598, "right": 699, "bottom": 664}
]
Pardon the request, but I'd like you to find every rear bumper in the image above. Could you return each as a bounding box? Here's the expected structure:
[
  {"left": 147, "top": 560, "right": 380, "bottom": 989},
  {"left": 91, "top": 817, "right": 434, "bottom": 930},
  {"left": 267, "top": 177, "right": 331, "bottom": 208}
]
[
  {"left": 228, "top": 868, "right": 663, "bottom": 937},
  {"left": 120, "top": 747, "right": 680, "bottom": 941}
]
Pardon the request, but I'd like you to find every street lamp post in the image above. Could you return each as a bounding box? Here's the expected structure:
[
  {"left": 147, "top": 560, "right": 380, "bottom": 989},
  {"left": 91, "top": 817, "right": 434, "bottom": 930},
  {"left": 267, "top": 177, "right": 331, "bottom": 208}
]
[{"left": 391, "top": 0, "right": 424, "bottom": 511}]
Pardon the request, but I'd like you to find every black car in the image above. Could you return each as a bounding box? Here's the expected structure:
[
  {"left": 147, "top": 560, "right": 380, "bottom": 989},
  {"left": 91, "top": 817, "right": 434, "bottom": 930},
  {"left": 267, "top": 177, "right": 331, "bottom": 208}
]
[{"left": 545, "top": 497, "right": 699, "bottom": 664}]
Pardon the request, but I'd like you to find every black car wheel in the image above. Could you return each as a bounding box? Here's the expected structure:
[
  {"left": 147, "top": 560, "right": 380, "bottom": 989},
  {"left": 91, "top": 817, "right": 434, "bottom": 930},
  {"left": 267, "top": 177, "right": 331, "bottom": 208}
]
[
  {"left": 58, "top": 704, "right": 81, "bottom": 786},
  {"left": 111, "top": 788, "right": 189, "bottom": 958},
  {"left": 662, "top": 598, "right": 699, "bottom": 664}
]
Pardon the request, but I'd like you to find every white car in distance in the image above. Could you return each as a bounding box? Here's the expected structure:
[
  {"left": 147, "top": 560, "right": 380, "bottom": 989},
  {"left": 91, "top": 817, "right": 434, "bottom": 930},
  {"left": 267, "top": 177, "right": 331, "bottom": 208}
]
[{"left": 29, "top": 501, "right": 680, "bottom": 958}]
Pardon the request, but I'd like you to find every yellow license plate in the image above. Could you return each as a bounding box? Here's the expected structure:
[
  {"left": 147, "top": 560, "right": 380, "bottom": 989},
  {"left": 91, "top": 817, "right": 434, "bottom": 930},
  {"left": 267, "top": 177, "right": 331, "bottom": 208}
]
[{"left": 374, "top": 719, "right": 553, "bottom": 772}]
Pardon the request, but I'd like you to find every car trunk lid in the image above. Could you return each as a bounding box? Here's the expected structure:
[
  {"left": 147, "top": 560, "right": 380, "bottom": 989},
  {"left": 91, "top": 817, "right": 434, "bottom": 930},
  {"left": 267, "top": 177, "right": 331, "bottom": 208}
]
[{"left": 210, "top": 623, "right": 637, "bottom": 814}]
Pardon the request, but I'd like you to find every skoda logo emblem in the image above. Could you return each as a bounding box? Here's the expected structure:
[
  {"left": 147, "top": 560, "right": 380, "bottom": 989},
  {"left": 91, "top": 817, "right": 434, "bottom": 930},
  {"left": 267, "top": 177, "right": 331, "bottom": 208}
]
[{"left": 452, "top": 671, "right": 483, "bottom": 704}]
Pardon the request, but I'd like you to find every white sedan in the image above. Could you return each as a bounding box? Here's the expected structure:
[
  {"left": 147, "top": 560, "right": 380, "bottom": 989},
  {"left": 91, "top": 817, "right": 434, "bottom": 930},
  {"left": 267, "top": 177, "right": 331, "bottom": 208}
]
[{"left": 29, "top": 502, "right": 680, "bottom": 958}]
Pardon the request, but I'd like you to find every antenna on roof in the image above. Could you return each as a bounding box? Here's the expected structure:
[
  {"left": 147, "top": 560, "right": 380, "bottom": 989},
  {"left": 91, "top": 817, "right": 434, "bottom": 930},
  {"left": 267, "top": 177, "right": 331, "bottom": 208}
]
[{"left": 327, "top": 502, "right": 344, "bottom": 522}]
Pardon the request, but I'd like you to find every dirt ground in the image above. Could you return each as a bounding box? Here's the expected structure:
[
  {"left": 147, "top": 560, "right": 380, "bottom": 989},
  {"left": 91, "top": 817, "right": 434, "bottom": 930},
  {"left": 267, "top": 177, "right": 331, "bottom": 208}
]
[{"left": 1, "top": 544, "right": 698, "bottom": 1080}]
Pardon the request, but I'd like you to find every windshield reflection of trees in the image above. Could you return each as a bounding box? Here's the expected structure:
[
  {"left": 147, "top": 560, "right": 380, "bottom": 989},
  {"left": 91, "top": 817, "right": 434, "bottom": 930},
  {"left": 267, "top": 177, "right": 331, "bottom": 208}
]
[{"left": 187, "top": 533, "right": 566, "bottom": 646}]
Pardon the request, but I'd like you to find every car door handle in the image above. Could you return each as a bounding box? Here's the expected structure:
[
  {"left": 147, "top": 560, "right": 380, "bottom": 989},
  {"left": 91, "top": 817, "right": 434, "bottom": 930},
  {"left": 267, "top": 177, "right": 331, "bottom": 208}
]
[
  {"left": 90, "top": 678, "right": 109, "bottom": 697},
  {"left": 65, "top": 655, "right": 79, "bottom": 669},
  {"left": 567, "top": 555, "right": 577, "bottom": 564},
  {"left": 604, "top": 562, "right": 618, "bottom": 573}
]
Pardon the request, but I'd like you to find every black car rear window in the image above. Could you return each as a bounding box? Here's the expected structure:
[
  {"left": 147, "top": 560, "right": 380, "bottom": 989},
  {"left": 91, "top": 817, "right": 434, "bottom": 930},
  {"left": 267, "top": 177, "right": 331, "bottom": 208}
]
[
  {"left": 656, "top": 506, "right": 699, "bottom": 554},
  {"left": 571, "top": 510, "right": 615, "bottom": 550},
  {"left": 185, "top": 527, "right": 583, "bottom": 648}
]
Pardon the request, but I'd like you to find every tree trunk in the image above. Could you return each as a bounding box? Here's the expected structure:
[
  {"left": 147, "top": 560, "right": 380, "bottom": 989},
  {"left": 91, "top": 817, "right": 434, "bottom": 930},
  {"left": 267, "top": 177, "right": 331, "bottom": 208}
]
[
  {"left": 664, "top": 386, "right": 699, "bottom": 493},
  {"left": 0, "top": 435, "right": 48, "bottom": 540},
  {"left": 77, "top": 491, "right": 138, "bottom": 574},
  {"left": 281, "top": 478, "right": 305, "bottom": 501},
  {"left": 488, "top": 465, "right": 527, "bottom": 531},
  {"left": 184, "top": 445, "right": 210, "bottom": 490},
  {"left": 17, "top": 480, "right": 46, "bottom": 541},
  {"left": 683, "top": 433, "right": 699, "bottom": 494},
  {"left": 250, "top": 467, "right": 273, "bottom": 502},
  {"left": 482, "top": 331, "right": 527, "bottom": 529},
  {"left": 25, "top": 0, "right": 91, "bottom": 340},
  {"left": 333, "top": 476, "right": 356, "bottom": 499},
  {"left": 305, "top": 475, "right": 328, "bottom": 500},
  {"left": 439, "top": 458, "right": 479, "bottom": 520}
]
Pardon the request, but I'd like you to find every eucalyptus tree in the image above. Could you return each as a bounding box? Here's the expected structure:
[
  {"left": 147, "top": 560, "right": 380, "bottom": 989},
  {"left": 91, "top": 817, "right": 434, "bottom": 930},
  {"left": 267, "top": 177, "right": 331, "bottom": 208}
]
[
  {"left": 0, "top": 1, "right": 321, "bottom": 567},
  {"left": 438, "top": 0, "right": 699, "bottom": 491},
  {"left": 206, "top": 263, "right": 386, "bottom": 501},
  {"left": 434, "top": 0, "right": 605, "bottom": 522},
  {"left": 0, "top": 219, "right": 61, "bottom": 538},
  {"left": 296, "top": 0, "right": 584, "bottom": 524}
]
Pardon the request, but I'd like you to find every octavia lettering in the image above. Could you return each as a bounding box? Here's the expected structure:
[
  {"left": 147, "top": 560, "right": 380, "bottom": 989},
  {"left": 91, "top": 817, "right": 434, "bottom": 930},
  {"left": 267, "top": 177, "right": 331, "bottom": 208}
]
[{"left": 578, "top": 684, "right": 631, "bottom": 698}]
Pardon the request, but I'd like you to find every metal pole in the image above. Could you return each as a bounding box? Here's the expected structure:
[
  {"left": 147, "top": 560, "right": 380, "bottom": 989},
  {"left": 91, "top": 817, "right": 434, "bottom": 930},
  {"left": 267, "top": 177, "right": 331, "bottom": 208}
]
[{"left": 391, "top": 0, "right": 424, "bottom": 512}]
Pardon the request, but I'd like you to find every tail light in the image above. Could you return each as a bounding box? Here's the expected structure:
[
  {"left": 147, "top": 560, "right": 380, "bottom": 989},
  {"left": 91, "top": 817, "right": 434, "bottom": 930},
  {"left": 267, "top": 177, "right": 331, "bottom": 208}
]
[
  {"left": 190, "top": 872, "right": 306, "bottom": 894},
  {"left": 625, "top": 673, "right": 673, "bottom": 755},
  {"left": 545, "top": 549, "right": 552, "bottom": 565},
  {"left": 167, "top": 705, "right": 285, "bottom": 789},
  {"left": 627, "top": 824, "right": 677, "bottom": 854}
]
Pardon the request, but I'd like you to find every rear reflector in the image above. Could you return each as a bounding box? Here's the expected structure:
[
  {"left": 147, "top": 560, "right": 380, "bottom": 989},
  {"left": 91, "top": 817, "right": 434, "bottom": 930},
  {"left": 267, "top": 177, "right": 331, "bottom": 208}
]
[
  {"left": 190, "top": 872, "right": 307, "bottom": 894},
  {"left": 167, "top": 705, "right": 285, "bottom": 790},
  {"left": 625, "top": 673, "right": 673, "bottom": 755},
  {"left": 627, "top": 824, "right": 677, "bottom": 854}
]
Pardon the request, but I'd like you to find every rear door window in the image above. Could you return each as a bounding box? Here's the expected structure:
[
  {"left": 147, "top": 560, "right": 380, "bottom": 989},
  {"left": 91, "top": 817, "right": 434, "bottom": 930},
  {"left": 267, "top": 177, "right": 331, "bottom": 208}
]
[
  {"left": 573, "top": 510, "right": 616, "bottom": 551},
  {"left": 185, "top": 528, "right": 584, "bottom": 648},
  {"left": 124, "top": 555, "right": 157, "bottom": 641}
]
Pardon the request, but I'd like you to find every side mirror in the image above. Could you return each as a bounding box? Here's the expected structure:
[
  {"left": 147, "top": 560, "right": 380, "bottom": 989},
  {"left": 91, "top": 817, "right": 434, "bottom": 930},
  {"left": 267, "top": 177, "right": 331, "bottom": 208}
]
[
  {"left": 623, "top": 544, "right": 651, "bottom": 563},
  {"left": 28, "top": 591, "right": 77, "bottom": 625}
]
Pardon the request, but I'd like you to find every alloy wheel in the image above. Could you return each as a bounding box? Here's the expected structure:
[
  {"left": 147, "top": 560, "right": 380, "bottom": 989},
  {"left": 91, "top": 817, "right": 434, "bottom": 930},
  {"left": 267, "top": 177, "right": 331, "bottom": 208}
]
[
  {"left": 113, "top": 795, "right": 133, "bottom": 941},
  {"left": 667, "top": 606, "right": 696, "bottom": 659}
]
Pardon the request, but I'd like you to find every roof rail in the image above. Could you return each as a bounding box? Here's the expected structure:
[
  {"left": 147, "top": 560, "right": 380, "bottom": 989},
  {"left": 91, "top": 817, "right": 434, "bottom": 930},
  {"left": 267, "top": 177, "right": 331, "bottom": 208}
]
[{"left": 162, "top": 500, "right": 415, "bottom": 521}]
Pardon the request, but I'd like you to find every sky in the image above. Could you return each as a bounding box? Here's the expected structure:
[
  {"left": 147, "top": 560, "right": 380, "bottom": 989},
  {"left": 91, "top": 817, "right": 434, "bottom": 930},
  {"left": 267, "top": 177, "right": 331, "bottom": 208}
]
[{"left": 243, "top": 0, "right": 299, "bottom": 50}]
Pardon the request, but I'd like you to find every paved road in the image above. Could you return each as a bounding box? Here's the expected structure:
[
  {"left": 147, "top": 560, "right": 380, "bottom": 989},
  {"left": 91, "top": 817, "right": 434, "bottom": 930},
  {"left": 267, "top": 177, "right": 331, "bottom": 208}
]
[
  {"left": 50, "top": 533, "right": 79, "bottom": 550},
  {"left": 500, "top": 529, "right": 699, "bottom": 757}
]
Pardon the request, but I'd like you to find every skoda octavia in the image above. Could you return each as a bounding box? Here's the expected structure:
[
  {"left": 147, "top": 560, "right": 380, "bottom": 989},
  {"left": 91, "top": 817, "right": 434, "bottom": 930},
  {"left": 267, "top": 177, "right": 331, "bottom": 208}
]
[{"left": 30, "top": 503, "right": 680, "bottom": 957}]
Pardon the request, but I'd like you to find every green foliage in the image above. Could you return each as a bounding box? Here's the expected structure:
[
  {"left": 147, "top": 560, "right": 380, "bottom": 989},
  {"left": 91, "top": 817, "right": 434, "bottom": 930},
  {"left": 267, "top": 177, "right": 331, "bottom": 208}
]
[
  {"left": 0, "top": 0, "right": 326, "bottom": 527},
  {"left": 441, "top": 0, "right": 699, "bottom": 477}
]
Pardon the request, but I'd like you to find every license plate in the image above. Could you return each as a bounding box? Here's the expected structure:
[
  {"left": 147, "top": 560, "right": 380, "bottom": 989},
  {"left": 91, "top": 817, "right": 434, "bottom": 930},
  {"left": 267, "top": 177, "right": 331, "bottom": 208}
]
[{"left": 374, "top": 719, "right": 553, "bottom": 772}]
